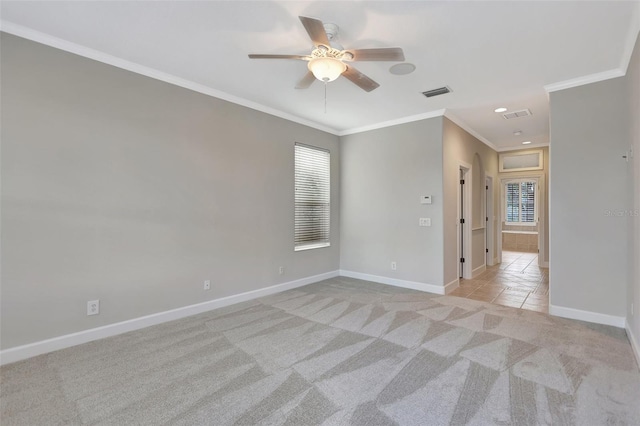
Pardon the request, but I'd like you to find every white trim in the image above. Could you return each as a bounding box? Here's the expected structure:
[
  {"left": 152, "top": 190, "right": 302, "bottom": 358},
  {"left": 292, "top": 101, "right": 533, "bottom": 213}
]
[
  {"left": 472, "top": 264, "right": 487, "bottom": 278},
  {"left": 485, "top": 174, "right": 495, "bottom": 267},
  {"left": 0, "top": 21, "right": 339, "bottom": 136},
  {"left": 0, "top": 270, "right": 339, "bottom": 366},
  {"left": 459, "top": 162, "right": 473, "bottom": 280},
  {"left": 444, "top": 111, "right": 499, "bottom": 151},
  {"left": 339, "top": 270, "right": 445, "bottom": 295},
  {"left": 444, "top": 278, "right": 460, "bottom": 294},
  {"left": 544, "top": 69, "right": 625, "bottom": 93},
  {"left": 338, "top": 109, "right": 446, "bottom": 136},
  {"left": 626, "top": 319, "right": 640, "bottom": 371},
  {"left": 539, "top": 261, "right": 549, "bottom": 268},
  {"left": 549, "top": 304, "right": 626, "bottom": 328}
]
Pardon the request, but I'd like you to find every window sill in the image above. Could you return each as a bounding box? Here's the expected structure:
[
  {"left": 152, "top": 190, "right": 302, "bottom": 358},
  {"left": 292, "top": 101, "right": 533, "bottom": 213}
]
[{"left": 295, "top": 242, "right": 331, "bottom": 252}]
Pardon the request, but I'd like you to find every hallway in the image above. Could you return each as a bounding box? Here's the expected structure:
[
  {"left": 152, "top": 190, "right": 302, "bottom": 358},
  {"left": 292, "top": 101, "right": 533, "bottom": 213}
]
[{"left": 449, "top": 251, "right": 549, "bottom": 313}]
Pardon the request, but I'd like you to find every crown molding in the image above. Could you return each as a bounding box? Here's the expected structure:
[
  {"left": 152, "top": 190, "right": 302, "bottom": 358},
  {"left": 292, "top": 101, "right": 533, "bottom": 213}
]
[
  {"left": 543, "top": 68, "right": 625, "bottom": 93},
  {"left": 338, "top": 109, "right": 446, "bottom": 136},
  {"left": 443, "top": 111, "right": 499, "bottom": 152},
  {"left": 538, "top": 3, "right": 638, "bottom": 94},
  {"left": 0, "top": 21, "right": 340, "bottom": 136}
]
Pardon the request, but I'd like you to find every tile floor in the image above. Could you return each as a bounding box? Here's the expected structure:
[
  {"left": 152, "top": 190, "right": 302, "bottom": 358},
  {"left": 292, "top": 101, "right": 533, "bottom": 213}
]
[{"left": 449, "top": 251, "right": 549, "bottom": 313}]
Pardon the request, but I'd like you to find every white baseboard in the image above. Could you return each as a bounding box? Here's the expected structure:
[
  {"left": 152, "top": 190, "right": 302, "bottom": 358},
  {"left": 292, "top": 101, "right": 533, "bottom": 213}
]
[
  {"left": 339, "top": 270, "right": 445, "bottom": 295},
  {"left": 626, "top": 319, "right": 640, "bottom": 371},
  {"left": 444, "top": 278, "right": 459, "bottom": 294},
  {"left": 0, "top": 270, "right": 339, "bottom": 366},
  {"left": 472, "top": 264, "right": 486, "bottom": 278},
  {"left": 549, "top": 304, "right": 626, "bottom": 328}
]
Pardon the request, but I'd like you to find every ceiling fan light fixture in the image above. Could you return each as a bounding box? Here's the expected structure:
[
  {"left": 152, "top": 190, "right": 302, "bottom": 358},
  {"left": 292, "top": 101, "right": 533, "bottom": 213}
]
[{"left": 308, "top": 57, "right": 347, "bottom": 82}]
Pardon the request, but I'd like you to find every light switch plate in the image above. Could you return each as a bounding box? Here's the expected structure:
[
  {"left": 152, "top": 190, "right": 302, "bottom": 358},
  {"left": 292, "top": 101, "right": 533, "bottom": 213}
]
[{"left": 420, "top": 195, "right": 432, "bottom": 204}]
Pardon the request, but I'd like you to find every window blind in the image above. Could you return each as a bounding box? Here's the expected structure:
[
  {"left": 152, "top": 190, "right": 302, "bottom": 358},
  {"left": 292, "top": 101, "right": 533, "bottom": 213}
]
[{"left": 295, "top": 143, "right": 330, "bottom": 250}]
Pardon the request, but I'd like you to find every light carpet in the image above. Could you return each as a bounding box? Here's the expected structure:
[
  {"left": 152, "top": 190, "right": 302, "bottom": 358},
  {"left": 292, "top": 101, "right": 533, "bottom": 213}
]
[{"left": 2, "top": 277, "right": 639, "bottom": 425}]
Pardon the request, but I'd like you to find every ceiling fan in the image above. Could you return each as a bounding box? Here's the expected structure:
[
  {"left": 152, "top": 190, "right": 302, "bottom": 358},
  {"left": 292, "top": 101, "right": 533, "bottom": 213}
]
[{"left": 248, "top": 16, "right": 405, "bottom": 92}]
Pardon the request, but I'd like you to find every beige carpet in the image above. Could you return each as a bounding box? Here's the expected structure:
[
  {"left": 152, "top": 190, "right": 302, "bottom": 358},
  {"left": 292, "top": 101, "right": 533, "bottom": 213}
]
[{"left": 2, "top": 277, "right": 639, "bottom": 425}]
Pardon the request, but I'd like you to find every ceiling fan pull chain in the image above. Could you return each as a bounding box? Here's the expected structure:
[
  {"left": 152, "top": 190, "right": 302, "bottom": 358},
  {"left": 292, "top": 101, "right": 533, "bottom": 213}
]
[{"left": 324, "top": 82, "right": 327, "bottom": 114}]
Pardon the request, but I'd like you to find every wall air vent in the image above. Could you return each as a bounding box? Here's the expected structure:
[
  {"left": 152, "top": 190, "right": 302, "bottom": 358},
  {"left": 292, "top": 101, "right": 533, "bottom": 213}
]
[
  {"left": 422, "top": 86, "right": 452, "bottom": 98},
  {"left": 502, "top": 109, "right": 532, "bottom": 119}
]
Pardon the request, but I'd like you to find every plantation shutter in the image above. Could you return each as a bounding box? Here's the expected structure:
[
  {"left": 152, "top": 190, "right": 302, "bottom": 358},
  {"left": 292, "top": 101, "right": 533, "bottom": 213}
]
[
  {"left": 295, "top": 143, "right": 330, "bottom": 250},
  {"left": 521, "top": 182, "right": 535, "bottom": 222},
  {"left": 506, "top": 183, "right": 520, "bottom": 222}
]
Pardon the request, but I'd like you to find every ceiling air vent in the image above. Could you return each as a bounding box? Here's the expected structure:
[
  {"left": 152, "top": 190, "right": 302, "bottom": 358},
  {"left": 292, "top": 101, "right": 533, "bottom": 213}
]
[
  {"left": 422, "top": 86, "right": 452, "bottom": 98},
  {"left": 502, "top": 109, "right": 532, "bottom": 119}
]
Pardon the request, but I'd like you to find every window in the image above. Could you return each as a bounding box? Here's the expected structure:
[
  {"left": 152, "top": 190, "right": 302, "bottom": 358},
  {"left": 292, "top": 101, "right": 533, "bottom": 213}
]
[
  {"left": 294, "top": 143, "right": 330, "bottom": 250},
  {"left": 506, "top": 180, "right": 536, "bottom": 225},
  {"left": 499, "top": 149, "right": 543, "bottom": 172}
]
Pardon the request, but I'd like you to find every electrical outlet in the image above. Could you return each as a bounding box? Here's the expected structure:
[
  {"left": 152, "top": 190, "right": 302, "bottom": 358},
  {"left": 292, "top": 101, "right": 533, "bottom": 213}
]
[
  {"left": 87, "top": 300, "right": 99, "bottom": 316},
  {"left": 204, "top": 280, "right": 211, "bottom": 290},
  {"left": 419, "top": 218, "right": 431, "bottom": 227},
  {"left": 278, "top": 266, "right": 284, "bottom": 275},
  {"left": 391, "top": 261, "right": 397, "bottom": 270}
]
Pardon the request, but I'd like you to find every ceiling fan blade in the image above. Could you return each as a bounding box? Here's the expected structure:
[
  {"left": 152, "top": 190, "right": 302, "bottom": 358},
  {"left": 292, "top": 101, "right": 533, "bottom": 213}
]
[
  {"left": 295, "top": 71, "right": 316, "bottom": 89},
  {"left": 342, "top": 66, "right": 380, "bottom": 92},
  {"left": 299, "top": 16, "right": 330, "bottom": 47},
  {"left": 346, "top": 48, "right": 405, "bottom": 62},
  {"left": 248, "top": 54, "right": 309, "bottom": 60}
]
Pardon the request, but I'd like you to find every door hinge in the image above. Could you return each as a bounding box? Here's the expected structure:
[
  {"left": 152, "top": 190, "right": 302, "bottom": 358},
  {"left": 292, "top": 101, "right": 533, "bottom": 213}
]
[
  {"left": 460, "top": 179, "right": 465, "bottom": 185},
  {"left": 486, "top": 248, "right": 489, "bottom": 253},
  {"left": 460, "top": 218, "right": 465, "bottom": 224},
  {"left": 486, "top": 216, "right": 489, "bottom": 221},
  {"left": 486, "top": 185, "right": 489, "bottom": 190},
  {"left": 460, "top": 257, "right": 465, "bottom": 263}
]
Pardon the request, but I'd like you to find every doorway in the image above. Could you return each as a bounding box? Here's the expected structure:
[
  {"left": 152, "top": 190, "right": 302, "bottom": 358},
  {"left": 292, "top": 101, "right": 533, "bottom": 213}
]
[{"left": 450, "top": 172, "right": 549, "bottom": 314}]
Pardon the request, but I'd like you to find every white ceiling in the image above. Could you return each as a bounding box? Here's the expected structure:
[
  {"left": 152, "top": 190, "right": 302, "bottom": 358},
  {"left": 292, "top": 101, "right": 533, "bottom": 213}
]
[{"left": 2, "top": 1, "right": 639, "bottom": 150}]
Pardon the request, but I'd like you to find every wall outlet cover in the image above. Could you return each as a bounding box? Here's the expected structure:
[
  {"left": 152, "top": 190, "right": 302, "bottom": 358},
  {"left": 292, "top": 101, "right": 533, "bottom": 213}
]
[{"left": 87, "top": 300, "right": 99, "bottom": 316}]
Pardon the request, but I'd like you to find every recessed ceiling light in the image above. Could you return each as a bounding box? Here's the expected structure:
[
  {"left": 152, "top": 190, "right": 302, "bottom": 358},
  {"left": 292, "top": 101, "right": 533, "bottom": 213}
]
[
  {"left": 522, "top": 141, "right": 532, "bottom": 145},
  {"left": 513, "top": 130, "right": 523, "bottom": 136},
  {"left": 494, "top": 107, "right": 507, "bottom": 113},
  {"left": 389, "top": 63, "right": 416, "bottom": 75}
]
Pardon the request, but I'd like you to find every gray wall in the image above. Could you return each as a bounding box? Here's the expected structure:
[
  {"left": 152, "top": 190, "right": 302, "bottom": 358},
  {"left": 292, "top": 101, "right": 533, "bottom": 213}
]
[
  {"left": 0, "top": 34, "right": 340, "bottom": 349},
  {"left": 442, "top": 118, "right": 499, "bottom": 284},
  {"left": 339, "top": 118, "right": 444, "bottom": 286},
  {"left": 625, "top": 32, "right": 640, "bottom": 350},
  {"left": 549, "top": 77, "right": 629, "bottom": 317}
]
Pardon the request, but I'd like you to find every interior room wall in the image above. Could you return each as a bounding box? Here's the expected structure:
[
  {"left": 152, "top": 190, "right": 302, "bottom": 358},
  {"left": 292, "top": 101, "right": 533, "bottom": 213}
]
[
  {"left": 625, "top": 31, "right": 640, "bottom": 356},
  {"left": 549, "top": 76, "right": 629, "bottom": 319},
  {"left": 497, "top": 146, "right": 550, "bottom": 264},
  {"left": 0, "top": 34, "right": 341, "bottom": 350},
  {"left": 339, "top": 118, "right": 445, "bottom": 288},
  {"left": 442, "top": 118, "right": 499, "bottom": 285}
]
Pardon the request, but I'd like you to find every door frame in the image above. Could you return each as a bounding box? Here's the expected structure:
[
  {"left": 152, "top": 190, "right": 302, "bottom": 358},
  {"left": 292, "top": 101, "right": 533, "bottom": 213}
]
[
  {"left": 497, "top": 172, "right": 546, "bottom": 266},
  {"left": 458, "top": 162, "right": 472, "bottom": 279},
  {"left": 485, "top": 173, "right": 495, "bottom": 266}
]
